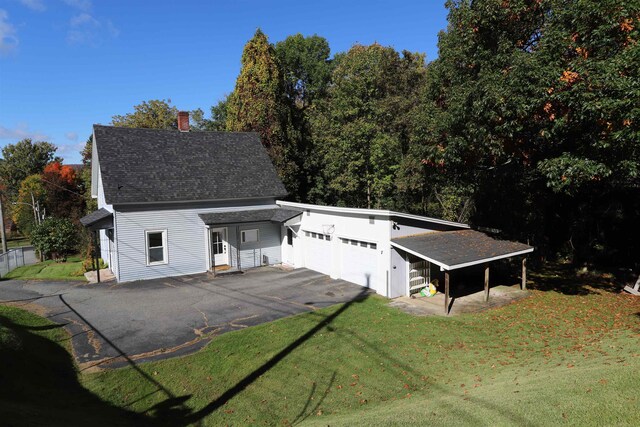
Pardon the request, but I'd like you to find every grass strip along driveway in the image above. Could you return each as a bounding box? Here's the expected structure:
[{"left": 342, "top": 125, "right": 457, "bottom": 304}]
[
  {"left": 3, "top": 256, "right": 85, "bottom": 281},
  {"left": 1, "top": 265, "right": 639, "bottom": 426}
]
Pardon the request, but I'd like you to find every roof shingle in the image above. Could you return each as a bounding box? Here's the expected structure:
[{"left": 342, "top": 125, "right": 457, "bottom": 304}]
[
  {"left": 198, "top": 208, "right": 303, "bottom": 225},
  {"left": 94, "top": 125, "right": 288, "bottom": 204},
  {"left": 392, "top": 230, "right": 533, "bottom": 270}
]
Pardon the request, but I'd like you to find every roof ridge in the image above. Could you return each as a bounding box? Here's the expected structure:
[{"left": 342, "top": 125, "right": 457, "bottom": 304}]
[{"left": 93, "top": 124, "right": 259, "bottom": 135}]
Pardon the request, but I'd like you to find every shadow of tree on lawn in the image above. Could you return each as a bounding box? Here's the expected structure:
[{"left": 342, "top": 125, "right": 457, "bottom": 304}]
[
  {"left": 0, "top": 312, "right": 148, "bottom": 427},
  {"left": 528, "top": 262, "right": 624, "bottom": 295}
]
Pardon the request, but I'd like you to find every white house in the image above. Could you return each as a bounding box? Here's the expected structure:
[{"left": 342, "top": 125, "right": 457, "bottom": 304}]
[{"left": 81, "top": 114, "right": 533, "bottom": 308}]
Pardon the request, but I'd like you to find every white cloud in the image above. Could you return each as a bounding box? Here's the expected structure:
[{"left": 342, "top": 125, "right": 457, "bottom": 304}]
[
  {"left": 69, "top": 12, "right": 98, "bottom": 27},
  {"left": 0, "top": 123, "right": 50, "bottom": 141},
  {"left": 65, "top": 131, "right": 78, "bottom": 141},
  {"left": 0, "top": 9, "right": 19, "bottom": 56},
  {"left": 19, "top": 0, "right": 46, "bottom": 12},
  {"left": 56, "top": 141, "right": 85, "bottom": 156},
  {"left": 62, "top": 0, "right": 92, "bottom": 11},
  {"left": 67, "top": 12, "right": 118, "bottom": 45}
]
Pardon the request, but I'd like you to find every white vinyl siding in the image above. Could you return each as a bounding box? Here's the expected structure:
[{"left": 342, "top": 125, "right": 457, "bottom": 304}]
[{"left": 114, "top": 200, "right": 278, "bottom": 282}]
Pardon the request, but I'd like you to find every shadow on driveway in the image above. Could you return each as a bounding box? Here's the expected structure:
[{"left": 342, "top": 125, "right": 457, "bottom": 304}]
[{"left": 0, "top": 267, "right": 372, "bottom": 369}]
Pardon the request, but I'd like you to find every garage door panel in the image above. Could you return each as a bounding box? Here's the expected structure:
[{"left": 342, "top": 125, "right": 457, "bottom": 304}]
[
  {"left": 304, "top": 232, "right": 332, "bottom": 275},
  {"left": 340, "top": 239, "right": 378, "bottom": 289}
]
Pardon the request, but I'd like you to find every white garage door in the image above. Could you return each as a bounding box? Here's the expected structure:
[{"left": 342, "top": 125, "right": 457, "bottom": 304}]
[
  {"left": 304, "top": 231, "right": 333, "bottom": 275},
  {"left": 340, "top": 238, "right": 378, "bottom": 289}
]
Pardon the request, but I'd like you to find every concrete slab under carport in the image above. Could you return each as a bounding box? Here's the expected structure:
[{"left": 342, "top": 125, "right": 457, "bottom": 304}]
[
  {"left": 388, "top": 284, "right": 529, "bottom": 316},
  {"left": 0, "top": 267, "right": 372, "bottom": 369}
]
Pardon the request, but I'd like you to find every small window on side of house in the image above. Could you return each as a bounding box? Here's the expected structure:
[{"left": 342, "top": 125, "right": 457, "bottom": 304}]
[
  {"left": 146, "top": 230, "right": 167, "bottom": 266},
  {"left": 241, "top": 229, "right": 259, "bottom": 243},
  {"left": 287, "top": 228, "right": 293, "bottom": 245}
]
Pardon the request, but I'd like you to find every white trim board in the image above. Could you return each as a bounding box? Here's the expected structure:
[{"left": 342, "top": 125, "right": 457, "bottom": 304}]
[{"left": 277, "top": 200, "right": 469, "bottom": 229}]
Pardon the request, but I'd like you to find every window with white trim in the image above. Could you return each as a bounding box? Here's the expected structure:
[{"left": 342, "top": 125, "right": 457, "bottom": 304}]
[
  {"left": 146, "top": 230, "right": 167, "bottom": 265},
  {"left": 241, "top": 229, "right": 259, "bottom": 243}
]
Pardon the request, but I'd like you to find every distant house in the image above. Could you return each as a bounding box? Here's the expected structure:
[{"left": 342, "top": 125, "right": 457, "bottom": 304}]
[{"left": 82, "top": 113, "right": 532, "bottom": 313}]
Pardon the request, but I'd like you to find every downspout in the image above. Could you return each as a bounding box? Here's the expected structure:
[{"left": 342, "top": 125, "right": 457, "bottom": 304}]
[
  {"left": 236, "top": 225, "right": 241, "bottom": 272},
  {"left": 93, "top": 230, "right": 101, "bottom": 283}
]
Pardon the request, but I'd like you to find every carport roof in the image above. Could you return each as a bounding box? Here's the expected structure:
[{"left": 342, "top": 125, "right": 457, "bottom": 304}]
[
  {"left": 199, "top": 208, "right": 303, "bottom": 225},
  {"left": 391, "top": 230, "right": 533, "bottom": 271},
  {"left": 79, "top": 208, "right": 113, "bottom": 230}
]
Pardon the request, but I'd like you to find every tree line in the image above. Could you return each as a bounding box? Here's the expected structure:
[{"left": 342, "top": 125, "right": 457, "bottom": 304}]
[
  {"left": 218, "top": 0, "right": 638, "bottom": 267},
  {"left": 1, "top": 0, "right": 637, "bottom": 269}
]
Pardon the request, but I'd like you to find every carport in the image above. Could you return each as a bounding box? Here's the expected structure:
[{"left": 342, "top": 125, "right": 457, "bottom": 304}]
[{"left": 391, "top": 230, "right": 534, "bottom": 315}]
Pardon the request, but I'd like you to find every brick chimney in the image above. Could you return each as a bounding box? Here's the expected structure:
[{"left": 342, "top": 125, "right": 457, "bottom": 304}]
[{"left": 177, "top": 111, "right": 190, "bottom": 132}]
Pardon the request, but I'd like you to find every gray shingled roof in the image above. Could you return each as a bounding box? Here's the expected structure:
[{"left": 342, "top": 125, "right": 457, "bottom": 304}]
[
  {"left": 94, "top": 125, "right": 288, "bottom": 204},
  {"left": 199, "top": 208, "right": 303, "bottom": 225},
  {"left": 79, "top": 208, "right": 113, "bottom": 229},
  {"left": 392, "top": 230, "right": 533, "bottom": 270}
]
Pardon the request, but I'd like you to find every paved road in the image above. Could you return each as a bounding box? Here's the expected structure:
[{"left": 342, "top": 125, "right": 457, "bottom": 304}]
[{"left": 0, "top": 267, "right": 371, "bottom": 369}]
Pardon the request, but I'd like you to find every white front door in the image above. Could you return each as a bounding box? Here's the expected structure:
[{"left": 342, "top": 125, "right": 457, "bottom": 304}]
[{"left": 211, "top": 227, "right": 229, "bottom": 267}]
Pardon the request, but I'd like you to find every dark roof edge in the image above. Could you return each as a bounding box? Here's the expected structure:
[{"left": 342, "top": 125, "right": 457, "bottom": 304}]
[
  {"left": 390, "top": 240, "right": 533, "bottom": 271},
  {"left": 80, "top": 208, "right": 113, "bottom": 229},
  {"left": 112, "top": 195, "right": 289, "bottom": 207},
  {"left": 93, "top": 124, "right": 261, "bottom": 136}
]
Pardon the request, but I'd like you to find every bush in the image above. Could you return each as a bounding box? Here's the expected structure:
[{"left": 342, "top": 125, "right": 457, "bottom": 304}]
[
  {"left": 30, "top": 217, "right": 78, "bottom": 261},
  {"left": 82, "top": 257, "right": 107, "bottom": 273}
]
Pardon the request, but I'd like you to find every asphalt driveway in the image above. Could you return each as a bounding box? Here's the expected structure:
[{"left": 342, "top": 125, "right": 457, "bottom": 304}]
[{"left": 0, "top": 267, "right": 371, "bottom": 369}]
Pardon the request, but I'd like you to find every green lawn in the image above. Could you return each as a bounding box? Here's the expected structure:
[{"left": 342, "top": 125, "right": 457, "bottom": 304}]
[
  {"left": 3, "top": 256, "right": 86, "bottom": 281},
  {"left": 1, "top": 265, "right": 639, "bottom": 426},
  {"left": 0, "top": 305, "right": 145, "bottom": 426}
]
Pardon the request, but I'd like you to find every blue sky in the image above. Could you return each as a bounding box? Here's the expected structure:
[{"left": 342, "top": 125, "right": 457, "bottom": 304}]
[{"left": 0, "top": 0, "right": 449, "bottom": 164}]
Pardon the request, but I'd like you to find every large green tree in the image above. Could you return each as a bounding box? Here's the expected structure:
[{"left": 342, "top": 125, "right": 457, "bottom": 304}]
[
  {"left": 0, "top": 139, "right": 58, "bottom": 198},
  {"left": 226, "top": 29, "right": 299, "bottom": 196},
  {"left": 12, "top": 174, "right": 46, "bottom": 236},
  {"left": 417, "top": 0, "right": 640, "bottom": 263},
  {"left": 275, "top": 34, "right": 334, "bottom": 202},
  {"left": 275, "top": 34, "right": 333, "bottom": 109},
  {"left": 112, "top": 99, "right": 179, "bottom": 129},
  {"left": 311, "top": 44, "right": 427, "bottom": 209}
]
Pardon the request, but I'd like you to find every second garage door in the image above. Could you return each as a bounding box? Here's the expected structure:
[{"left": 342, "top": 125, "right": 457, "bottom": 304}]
[
  {"left": 339, "top": 238, "right": 378, "bottom": 289},
  {"left": 303, "top": 231, "right": 333, "bottom": 275}
]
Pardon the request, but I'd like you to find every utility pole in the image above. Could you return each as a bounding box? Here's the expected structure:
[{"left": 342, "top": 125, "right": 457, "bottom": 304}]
[
  {"left": 0, "top": 196, "right": 7, "bottom": 254},
  {"left": 31, "top": 193, "right": 38, "bottom": 224}
]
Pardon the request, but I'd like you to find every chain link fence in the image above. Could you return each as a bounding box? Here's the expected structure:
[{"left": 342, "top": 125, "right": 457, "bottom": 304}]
[{"left": 0, "top": 246, "right": 37, "bottom": 278}]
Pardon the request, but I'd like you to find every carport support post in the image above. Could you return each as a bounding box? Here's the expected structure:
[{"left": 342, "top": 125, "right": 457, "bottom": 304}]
[
  {"left": 521, "top": 257, "right": 527, "bottom": 290},
  {"left": 484, "top": 264, "right": 490, "bottom": 302},
  {"left": 444, "top": 271, "right": 450, "bottom": 315}
]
